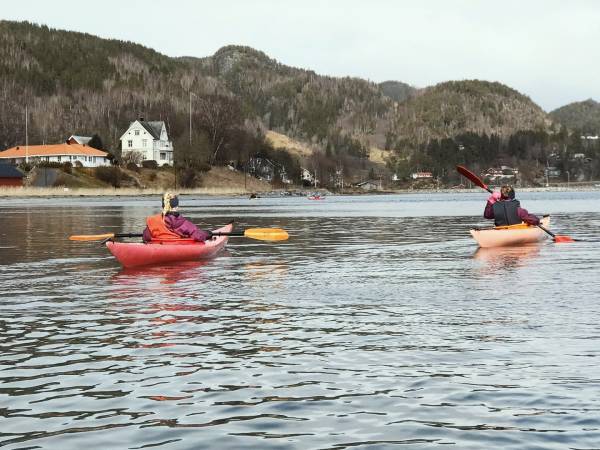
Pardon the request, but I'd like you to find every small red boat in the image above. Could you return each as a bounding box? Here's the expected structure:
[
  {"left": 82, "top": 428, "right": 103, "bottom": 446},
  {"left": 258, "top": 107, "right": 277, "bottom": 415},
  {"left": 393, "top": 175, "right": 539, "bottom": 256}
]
[
  {"left": 308, "top": 195, "right": 325, "bottom": 200},
  {"left": 106, "top": 223, "right": 232, "bottom": 268}
]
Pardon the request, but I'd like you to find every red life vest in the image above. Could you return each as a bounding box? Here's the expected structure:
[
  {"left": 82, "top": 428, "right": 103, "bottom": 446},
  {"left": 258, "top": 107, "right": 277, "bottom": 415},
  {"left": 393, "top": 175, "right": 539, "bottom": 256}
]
[{"left": 146, "top": 214, "right": 195, "bottom": 244}]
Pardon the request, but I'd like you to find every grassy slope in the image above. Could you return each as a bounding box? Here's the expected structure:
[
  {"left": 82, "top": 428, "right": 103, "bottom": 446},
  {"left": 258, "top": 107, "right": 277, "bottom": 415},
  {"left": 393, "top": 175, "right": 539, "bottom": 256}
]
[{"left": 22, "top": 166, "right": 274, "bottom": 192}]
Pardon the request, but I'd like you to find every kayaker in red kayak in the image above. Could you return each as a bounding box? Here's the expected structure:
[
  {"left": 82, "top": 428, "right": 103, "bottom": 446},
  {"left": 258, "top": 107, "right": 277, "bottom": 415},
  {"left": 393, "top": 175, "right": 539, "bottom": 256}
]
[
  {"left": 142, "top": 192, "right": 213, "bottom": 243},
  {"left": 484, "top": 185, "right": 540, "bottom": 227}
]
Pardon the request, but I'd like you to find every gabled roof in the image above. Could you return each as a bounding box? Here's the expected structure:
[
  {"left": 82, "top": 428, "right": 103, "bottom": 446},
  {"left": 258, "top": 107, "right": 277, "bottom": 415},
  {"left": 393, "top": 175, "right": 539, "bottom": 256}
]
[
  {"left": 121, "top": 120, "right": 166, "bottom": 140},
  {"left": 68, "top": 135, "right": 92, "bottom": 145},
  {"left": 0, "top": 163, "right": 24, "bottom": 178},
  {"left": 135, "top": 121, "right": 163, "bottom": 140},
  {"left": 0, "top": 143, "right": 108, "bottom": 158}
]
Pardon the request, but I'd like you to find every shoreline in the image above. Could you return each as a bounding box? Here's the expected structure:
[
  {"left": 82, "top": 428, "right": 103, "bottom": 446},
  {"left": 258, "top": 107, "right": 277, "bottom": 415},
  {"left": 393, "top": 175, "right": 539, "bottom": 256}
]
[{"left": 1, "top": 185, "right": 599, "bottom": 198}]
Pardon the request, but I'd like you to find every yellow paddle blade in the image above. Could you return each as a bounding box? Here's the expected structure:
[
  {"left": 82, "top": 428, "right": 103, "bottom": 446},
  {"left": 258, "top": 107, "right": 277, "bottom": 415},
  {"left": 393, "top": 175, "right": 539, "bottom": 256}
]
[
  {"left": 69, "top": 233, "right": 115, "bottom": 241},
  {"left": 243, "top": 228, "right": 289, "bottom": 241}
]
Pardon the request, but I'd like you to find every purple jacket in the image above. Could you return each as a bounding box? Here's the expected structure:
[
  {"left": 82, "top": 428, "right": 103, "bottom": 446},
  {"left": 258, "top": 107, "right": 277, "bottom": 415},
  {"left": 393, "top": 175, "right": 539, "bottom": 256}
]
[
  {"left": 484, "top": 200, "right": 540, "bottom": 225},
  {"left": 143, "top": 213, "right": 212, "bottom": 242}
]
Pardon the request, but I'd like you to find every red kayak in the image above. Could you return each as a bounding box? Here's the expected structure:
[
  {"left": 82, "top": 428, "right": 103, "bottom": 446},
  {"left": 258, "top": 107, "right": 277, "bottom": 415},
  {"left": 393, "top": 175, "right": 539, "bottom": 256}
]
[{"left": 106, "top": 223, "right": 232, "bottom": 268}]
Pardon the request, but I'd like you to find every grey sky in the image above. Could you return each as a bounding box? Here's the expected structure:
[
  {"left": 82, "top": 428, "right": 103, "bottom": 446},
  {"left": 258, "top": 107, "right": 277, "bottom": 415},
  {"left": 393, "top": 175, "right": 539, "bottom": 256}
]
[{"left": 2, "top": 0, "right": 599, "bottom": 111}]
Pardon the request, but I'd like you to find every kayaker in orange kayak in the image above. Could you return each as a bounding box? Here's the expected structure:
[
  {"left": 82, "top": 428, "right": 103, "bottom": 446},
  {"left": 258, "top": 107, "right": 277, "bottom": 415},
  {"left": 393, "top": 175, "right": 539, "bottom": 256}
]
[
  {"left": 484, "top": 185, "right": 540, "bottom": 227},
  {"left": 142, "top": 192, "right": 213, "bottom": 243}
]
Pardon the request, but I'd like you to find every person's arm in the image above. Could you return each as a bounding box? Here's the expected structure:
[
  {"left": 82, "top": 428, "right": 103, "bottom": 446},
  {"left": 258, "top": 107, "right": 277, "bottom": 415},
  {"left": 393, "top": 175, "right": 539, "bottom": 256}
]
[
  {"left": 167, "top": 215, "right": 212, "bottom": 242},
  {"left": 517, "top": 207, "right": 540, "bottom": 226},
  {"left": 484, "top": 191, "right": 501, "bottom": 219},
  {"left": 484, "top": 202, "right": 495, "bottom": 219},
  {"left": 142, "top": 226, "right": 152, "bottom": 242}
]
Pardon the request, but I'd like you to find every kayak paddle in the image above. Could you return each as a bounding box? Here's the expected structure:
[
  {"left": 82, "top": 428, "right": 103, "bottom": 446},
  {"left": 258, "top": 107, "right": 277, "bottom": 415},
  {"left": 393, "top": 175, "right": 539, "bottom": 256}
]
[
  {"left": 456, "top": 165, "right": 576, "bottom": 243},
  {"left": 69, "top": 228, "right": 289, "bottom": 242}
]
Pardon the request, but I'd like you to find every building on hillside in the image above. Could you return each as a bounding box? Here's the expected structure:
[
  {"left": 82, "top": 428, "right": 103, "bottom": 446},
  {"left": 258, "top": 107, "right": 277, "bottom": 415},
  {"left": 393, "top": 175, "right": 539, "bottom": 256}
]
[
  {"left": 0, "top": 143, "right": 110, "bottom": 167},
  {"left": 120, "top": 119, "right": 173, "bottom": 165},
  {"left": 248, "top": 157, "right": 292, "bottom": 184},
  {"left": 484, "top": 166, "right": 518, "bottom": 183},
  {"left": 67, "top": 135, "right": 92, "bottom": 145},
  {"left": 355, "top": 180, "right": 381, "bottom": 191},
  {"left": 0, "top": 163, "right": 24, "bottom": 187},
  {"left": 301, "top": 168, "right": 316, "bottom": 185},
  {"left": 411, "top": 171, "right": 433, "bottom": 180}
]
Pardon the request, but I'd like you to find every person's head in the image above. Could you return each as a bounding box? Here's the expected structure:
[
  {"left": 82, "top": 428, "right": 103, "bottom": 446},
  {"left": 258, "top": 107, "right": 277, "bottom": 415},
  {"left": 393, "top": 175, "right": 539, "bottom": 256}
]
[
  {"left": 162, "top": 192, "right": 179, "bottom": 215},
  {"left": 500, "top": 185, "right": 515, "bottom": 200}
]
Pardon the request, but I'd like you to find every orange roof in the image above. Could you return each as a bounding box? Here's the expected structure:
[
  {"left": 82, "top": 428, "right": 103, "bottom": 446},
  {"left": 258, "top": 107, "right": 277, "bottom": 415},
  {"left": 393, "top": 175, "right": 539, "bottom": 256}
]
[{"left": 0, "top": 143, "right": 108, "bottom": 158}]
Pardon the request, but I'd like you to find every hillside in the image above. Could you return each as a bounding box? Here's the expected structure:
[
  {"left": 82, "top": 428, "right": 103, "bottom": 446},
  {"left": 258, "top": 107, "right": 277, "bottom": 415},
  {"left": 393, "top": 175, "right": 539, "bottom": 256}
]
[
  {"left": 386, "top": 80, "right": 551, "bottom": 149},
  {"left": 1, "top": 21, "right": 552, "bottom": 152},
  {"left": 550, "top": 99, "right": 600, "bottom": 134},
  {"left": 0, "top": 21, "right": 398, "bottom": 154},
  {"left": 379, "top": 80, "right": 416, "bottom": 103},
  {"left": 2, "top": 20, "right": 582, "bottom": 188}
]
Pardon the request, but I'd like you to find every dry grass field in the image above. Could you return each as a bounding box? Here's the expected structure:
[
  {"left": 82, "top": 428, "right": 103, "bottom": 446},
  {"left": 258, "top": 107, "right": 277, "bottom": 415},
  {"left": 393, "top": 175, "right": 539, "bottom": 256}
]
[{"left": 0, "top": 167, "right": 274, "bottom": 197}]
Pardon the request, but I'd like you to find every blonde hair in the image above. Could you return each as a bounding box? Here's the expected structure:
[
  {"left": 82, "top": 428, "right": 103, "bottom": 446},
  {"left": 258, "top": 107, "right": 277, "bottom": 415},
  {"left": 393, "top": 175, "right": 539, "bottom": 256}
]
[{"left": 162, "top": 192, "right": 179, "bottom": 215}]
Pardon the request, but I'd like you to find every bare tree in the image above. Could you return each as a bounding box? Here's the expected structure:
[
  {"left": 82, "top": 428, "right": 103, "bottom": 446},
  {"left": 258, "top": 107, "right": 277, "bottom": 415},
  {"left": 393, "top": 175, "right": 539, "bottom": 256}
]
[{"left": 194, "top": 94, "right": 242, "bottom": 165}]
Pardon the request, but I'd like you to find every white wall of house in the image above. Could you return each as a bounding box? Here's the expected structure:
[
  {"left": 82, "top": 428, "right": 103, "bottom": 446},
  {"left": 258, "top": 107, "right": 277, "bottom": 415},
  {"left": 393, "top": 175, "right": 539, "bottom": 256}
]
[
  {"left": 120, "top": 121, "right": 174, "bottom": 165},
  {"left": 0, "top": 155, "right": 110, "bottom": 167}
]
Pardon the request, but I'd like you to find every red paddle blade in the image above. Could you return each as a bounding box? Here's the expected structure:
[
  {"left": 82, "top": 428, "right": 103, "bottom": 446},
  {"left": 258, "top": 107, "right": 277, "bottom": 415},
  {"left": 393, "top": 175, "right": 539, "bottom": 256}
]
[
  {"left": 554, "top": 235, "right": 575, "bottom": 243},
  {"left": 456, "top": 165, "right": 488, "bottom": 191}
]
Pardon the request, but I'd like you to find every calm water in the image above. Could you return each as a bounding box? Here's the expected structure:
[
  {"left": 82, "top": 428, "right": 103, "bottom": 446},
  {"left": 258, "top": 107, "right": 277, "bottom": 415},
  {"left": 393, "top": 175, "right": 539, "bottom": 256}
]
[{"left": 1, "top": 192, "right": 599, "bottom": 450}]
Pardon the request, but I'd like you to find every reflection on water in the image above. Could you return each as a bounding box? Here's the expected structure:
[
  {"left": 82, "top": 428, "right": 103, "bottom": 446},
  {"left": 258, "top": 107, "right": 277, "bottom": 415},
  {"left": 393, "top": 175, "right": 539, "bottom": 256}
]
[
  {"left": 1, "top": 193, "right": 600, "bottom": 449},
  {"left": 113, "top": 259, "right": 215, "bottom": 286},
  {"left": 474, "top": 244, "right": 541, "bottom": 272}
]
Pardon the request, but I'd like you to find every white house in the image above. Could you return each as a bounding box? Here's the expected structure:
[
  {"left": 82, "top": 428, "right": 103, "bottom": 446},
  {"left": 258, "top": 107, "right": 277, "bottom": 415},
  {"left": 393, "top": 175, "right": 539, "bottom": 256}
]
[
  {"left": 411, "top": 171, "right": 433, "bottom": 180},
  {"left": 301, "top": 168, "right": 317, "bottom": 185},
  {"left": 0, "top": 143, "right": 110, "bottom": 167},
  {"left": 120, "top": 119, "right": 173, "bottom": 165}
]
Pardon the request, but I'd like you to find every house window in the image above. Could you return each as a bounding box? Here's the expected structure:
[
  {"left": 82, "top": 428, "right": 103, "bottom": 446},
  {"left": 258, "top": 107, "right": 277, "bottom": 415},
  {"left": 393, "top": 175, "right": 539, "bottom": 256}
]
[
  {"left": 57, "top": 156, "right": 62, "bottom": 162},
  {"left": 142, "top": 139, "right": 147, "bottom": 147},
  {"left": 127, "top": 140, "right": 133, "bottom": 148},
  {"left": 135, "top": 130, "right": 140, "bottom": 136},
  {"left": 160, "top": 153, "right": 166, "bottom": 160}
]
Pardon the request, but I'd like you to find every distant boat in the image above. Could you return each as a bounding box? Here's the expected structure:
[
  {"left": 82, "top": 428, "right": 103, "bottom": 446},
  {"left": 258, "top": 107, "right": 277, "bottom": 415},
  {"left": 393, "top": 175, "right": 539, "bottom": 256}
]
[{"left": 308, "top": 194, "right": 325, "bottom": 200}]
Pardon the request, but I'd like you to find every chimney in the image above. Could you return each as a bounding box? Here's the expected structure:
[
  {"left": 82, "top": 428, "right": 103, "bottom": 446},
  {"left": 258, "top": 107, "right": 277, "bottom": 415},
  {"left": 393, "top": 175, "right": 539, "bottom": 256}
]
[{"left": 139, "top": 117, "right": 145, "bottom": 122}]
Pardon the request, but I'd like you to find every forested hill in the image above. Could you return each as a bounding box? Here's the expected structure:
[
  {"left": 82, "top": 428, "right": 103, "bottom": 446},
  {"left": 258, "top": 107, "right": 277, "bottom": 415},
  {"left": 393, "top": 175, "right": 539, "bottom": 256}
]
[
  {"left": 0, "top": 20, "right": 400, "bottom": 157},
  {"left": 550, "top": 99, "right": 600, "bottom": 134},
  {"left": 1, "top": 20, "right": 556, "bottom": 170},
  {"left": 386, "top": 80, "right": 551, "bottom": 150}
]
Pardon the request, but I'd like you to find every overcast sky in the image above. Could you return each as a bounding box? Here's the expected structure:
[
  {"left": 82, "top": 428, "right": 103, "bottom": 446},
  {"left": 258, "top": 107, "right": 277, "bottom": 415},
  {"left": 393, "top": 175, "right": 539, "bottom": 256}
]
[{"left": 2, "top": 0, "right": 599, "bottom": 111}]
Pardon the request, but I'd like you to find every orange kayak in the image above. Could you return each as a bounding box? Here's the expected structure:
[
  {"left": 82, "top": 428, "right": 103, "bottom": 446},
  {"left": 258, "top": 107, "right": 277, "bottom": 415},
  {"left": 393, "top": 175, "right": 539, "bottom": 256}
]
[
  {"left": 470, "top": 216, "right": 549, "bottom": 248},
  {"left": 106, "top": 223, "right": 232, "bottom": 268}
]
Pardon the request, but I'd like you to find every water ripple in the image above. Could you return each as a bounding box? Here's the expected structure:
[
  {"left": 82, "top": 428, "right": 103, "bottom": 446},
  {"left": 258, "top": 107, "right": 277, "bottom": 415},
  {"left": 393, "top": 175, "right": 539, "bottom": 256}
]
[{"left": 1, "top": 193, "right": 599, "bottom": 449}]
